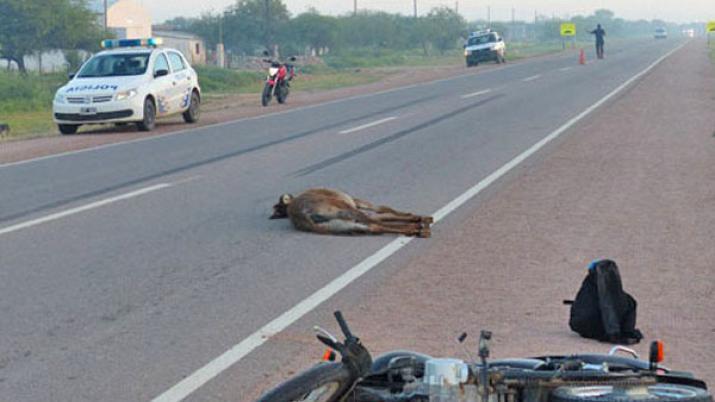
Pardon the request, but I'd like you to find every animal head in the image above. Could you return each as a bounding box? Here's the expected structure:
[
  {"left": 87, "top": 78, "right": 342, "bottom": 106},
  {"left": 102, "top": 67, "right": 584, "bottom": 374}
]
[{"left": 270, "top": 193, "right": 293, "bottom": 219}]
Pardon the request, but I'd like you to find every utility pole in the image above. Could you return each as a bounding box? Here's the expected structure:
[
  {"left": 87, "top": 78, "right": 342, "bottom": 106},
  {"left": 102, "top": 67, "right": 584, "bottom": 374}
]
[
  {"left": 353, "top": 0, "right": 357, "bottom": 16},
  {"left": 455, "top": 0, "right": 458, "bottom": 14},
  {"left": 487, "top": 6, "right": 491, "bottom": 28},
  {"left": 264, "top": 0, "right": 273, "bottom": 56},
  {"left": 413, "top": 0, "right": 417, "bottom": 18},
  {"left": 103, "top": 0, "right": 108, "bottom": 31},
  {"left": 217, "top": 12, "right": 225, "bottom": 68}
]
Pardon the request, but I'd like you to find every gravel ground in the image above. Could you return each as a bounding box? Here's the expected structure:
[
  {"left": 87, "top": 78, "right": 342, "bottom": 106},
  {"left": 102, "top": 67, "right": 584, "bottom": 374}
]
[{"left": 251, "top": 40, "right": 715, "bottom": 398}]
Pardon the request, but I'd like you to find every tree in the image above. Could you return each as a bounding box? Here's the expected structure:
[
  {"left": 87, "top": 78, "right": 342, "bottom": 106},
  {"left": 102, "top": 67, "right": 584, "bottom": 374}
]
[
  {"left": 287, "top": 11, "right": 337, "bottom": 55},
  {"left": 224, "top": 0, "right": 290, "bottom": 53},
  {"left": 425, "top": 7, "right": 466, "bottom": 54},
  {"left": 0, "top": 0, "right": 103, "bottom": 73}
]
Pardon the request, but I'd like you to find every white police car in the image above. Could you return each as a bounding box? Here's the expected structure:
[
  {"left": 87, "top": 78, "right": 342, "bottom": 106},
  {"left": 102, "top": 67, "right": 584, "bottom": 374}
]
[
  {"left": 53, "top": 38, "right": 201, "bottom": 135},
  {"left": 464, "top": 30, "right": 506, "bottom": 67}
]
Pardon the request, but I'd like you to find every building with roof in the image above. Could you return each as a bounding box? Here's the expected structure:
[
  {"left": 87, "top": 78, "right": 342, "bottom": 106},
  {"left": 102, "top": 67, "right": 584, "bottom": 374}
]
[
  {"left": 153, "top": 30, "right": 207, "bottom": 65},
  {"left": 107, "top": 0, "right": 152, "bottom": 39}
]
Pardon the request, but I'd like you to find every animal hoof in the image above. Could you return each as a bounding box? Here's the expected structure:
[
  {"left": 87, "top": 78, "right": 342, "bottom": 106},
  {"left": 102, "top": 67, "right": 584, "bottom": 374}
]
[
  {"left": 417, "top": 228, "right": 431, "bottom": 238},
  {"left": 421, "top": 216, "right": 434, "bottom": 225}
]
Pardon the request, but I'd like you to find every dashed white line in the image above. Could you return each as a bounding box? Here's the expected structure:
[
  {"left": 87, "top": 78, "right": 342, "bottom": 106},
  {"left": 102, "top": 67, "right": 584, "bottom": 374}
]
[
  {"left": 558, "top": 67, "right": 572, "bottom": 72},
  {"left": 522, "top": 74, "right": 542, "bottom": 82},
  {"left": 149, "top": 41, "right": 687, "bottom": 402},
  {"left": 0, "top": 183, "right": 172, "bottom": 237},
  {"left": 460, "top": 89, "right": 492, "bottom": 99},
  {"left": 338, "top": 116, "right": 398, "bottom": 134}
]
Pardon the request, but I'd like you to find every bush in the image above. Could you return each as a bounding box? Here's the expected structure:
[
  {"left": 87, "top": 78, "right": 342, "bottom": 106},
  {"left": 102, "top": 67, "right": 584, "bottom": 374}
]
[
  {"left": 193, "top": 66, "right": 264, "bottom": 93},
  {"left": 0, "top": 72, "right": 65, "bottom": 113},
  {"left": 323, "top": 48, "right": 408, "bottom": 69}
]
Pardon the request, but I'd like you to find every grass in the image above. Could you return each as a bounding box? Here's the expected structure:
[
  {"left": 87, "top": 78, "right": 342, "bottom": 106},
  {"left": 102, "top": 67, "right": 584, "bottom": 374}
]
[
  {"left": 0, "top": 72, "right": 66, "bottom": 140},
  {"left": 197, "top": 63, "right": 388, "bottom": 96},
  {"left": 323, "top": 49, "right": 463, "bottom": 69}
]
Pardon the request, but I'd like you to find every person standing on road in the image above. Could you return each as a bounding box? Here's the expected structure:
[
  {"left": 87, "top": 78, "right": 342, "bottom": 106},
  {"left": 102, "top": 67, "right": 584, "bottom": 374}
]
[{"left": 589, "top": 24, "right": 606, "bottom": 59}]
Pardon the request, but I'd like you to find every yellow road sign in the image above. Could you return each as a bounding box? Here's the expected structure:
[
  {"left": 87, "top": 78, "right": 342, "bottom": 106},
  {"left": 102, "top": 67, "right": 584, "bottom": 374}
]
[
  {"left": 560, "top": 23, "right": 576, "bottom": 37},
  {"left": 707, "top": 21, "right": 715, "bottom": 33}
]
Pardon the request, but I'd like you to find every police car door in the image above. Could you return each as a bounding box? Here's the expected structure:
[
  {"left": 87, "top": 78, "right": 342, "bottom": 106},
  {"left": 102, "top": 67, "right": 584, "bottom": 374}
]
[
  {"left": 152, "top": 52, "right": 174, "bottom": 116},
  {"left": 167, "top": 51, "right": 192, "bottom": 112}
]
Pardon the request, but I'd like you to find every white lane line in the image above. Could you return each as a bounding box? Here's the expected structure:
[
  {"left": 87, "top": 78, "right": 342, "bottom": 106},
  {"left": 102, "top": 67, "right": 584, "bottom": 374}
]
[
  {"left": 150, "top": 41, "right": 686, "bottom": 402},
  {"left": 0, "top": 183, "right": 172, "bottom": 237},
  {"left": 522, "top": 74, "right": 542, "bottom": 82},
  {"left": 460, "top": 89, "right": 492, "bottom": 99},
  {"left": 558, "top": 67, "right": 572, "bottom": 72},
  {"left": 338, "top": 116, "right": 398, "bottom": 134}
]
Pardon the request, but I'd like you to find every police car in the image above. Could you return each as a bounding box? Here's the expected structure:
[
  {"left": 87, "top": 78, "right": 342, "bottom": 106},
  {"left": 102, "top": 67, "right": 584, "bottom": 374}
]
[
  {"left": 53, "top": 38, "right": 201, "bottom": 135},
  {"left": 464, "top": 30, "right": 506, "bottom": 67}
]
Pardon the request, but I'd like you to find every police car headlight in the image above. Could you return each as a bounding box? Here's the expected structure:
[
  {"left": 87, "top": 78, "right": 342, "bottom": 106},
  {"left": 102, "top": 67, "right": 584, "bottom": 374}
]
[
  {"left": 54, "top": 92, "right": 65, "bottom": 104},
  {"left": 464, "top": 50, "right": 470, "bottom": 56},
  {"left": 115, "top": 89, "right": 138, "bottom": 101}
]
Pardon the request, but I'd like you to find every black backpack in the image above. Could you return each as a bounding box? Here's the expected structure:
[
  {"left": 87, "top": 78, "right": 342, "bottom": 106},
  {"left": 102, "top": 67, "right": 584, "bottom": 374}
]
[{"left": 565, "top": 259, "right": 643, "bottom": 344}]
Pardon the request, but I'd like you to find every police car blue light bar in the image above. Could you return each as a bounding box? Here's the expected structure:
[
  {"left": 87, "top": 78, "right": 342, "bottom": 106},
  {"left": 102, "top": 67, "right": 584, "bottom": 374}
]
[{"left": 100, "top": 38, "right": 163, "bottom": 49}]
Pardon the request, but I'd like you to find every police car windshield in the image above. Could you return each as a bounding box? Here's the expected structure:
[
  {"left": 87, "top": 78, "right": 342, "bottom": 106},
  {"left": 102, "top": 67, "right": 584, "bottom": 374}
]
[
  {"left": 468, "top": 34, "right": 496, "bottom": 46},
  {"left": 77, "top": 53, "right": 150, "bottom": 78}
]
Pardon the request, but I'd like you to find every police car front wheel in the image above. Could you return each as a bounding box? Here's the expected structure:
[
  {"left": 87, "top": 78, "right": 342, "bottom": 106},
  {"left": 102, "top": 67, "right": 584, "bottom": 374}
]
[
  {"left": 182, "top": 91, "right": 200, "bottom": 124},
  {"left": 137, "top": 97, "right": 156, "bottom": 132},
  {"left": 58, "top": 124, "right": 79, "bottom": 135}
]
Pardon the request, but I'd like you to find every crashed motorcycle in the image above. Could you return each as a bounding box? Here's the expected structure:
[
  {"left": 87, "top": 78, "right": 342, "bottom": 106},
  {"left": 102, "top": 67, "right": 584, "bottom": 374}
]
[
  {"left": 257, "top": 311, "right": 712, "bottom": 402},
  {"left": 261, "top": 55, "right": 296, "bottom": 107}
]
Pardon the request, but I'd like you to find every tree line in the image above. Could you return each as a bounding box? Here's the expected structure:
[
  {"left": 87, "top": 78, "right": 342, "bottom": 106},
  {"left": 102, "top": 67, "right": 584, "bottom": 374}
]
[
  {"left": 163, "top": 1, "right": 689, "bottom": 58},
  {"left": 0, "top": 0, "right": 693, "bottom": 73},
  {"left": 0, "top": 0, "right": 104, "bottom": 73},
  {"left": 162, "top": 1, "right": 467, "bottom": 58}
]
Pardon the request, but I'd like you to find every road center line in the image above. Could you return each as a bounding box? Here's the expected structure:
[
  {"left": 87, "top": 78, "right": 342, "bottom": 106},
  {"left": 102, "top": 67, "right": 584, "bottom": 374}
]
[
  {"left": 558, "top": 67, "right": 572, "bottom": 72},
  {"left": 338, "top": 116, "right": 398, "bottom": 134},
  {"left": 522, "top": 74, "right": 541, "bottom": 82},
  {"left": 0, "top": 183, "right": 172, "bottom": 237},
  {"left": 460, "top": 89, "right": 492, "bottom": 99},
  {"left": 150, "top": 41, "right": 686, "bottom": 402}
]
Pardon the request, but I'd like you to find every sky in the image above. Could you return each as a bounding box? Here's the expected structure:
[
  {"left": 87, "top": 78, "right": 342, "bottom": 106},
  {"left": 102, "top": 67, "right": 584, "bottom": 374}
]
[{"left": 137, "top": 0, "right": 713, "bottom": 24}]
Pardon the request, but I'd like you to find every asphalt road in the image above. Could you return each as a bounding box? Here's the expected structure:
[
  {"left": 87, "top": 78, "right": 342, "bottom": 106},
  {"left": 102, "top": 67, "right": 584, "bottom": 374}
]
[{"left": 0, "top": 38, "right": 687, "bottom": 401}]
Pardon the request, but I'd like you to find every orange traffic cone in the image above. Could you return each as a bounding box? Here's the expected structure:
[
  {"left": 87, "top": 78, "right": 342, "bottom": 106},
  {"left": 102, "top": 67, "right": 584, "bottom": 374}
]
[{"left": 579, "top": 49, "right": 586, "bottom": 65}]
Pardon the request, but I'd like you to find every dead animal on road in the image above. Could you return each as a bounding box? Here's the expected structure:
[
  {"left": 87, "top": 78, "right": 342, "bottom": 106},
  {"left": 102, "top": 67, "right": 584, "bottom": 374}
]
[{"left": 270, "top": 188, "right": 433, "bottom": 237}]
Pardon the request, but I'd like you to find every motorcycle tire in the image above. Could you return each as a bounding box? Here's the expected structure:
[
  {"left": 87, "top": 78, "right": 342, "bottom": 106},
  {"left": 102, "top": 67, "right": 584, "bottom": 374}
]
[
  {"left": 255, "top": 362, "right": 353, "bottom": 402},
  {"left": 550, "top": 384, "right": 713, "bottom": 402},
  {"left": 277, "top": 85, "right": 289, "bottom": 104},
  {"left": 262, "top": 83, "right": 272, "bottom": 107}
]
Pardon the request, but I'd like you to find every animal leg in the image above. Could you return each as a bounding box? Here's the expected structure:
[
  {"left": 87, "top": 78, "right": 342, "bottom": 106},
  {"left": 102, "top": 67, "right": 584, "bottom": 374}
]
[
  {"left": 353, "top": 198, "right": 433, "bottom": 224},
  {"left": 366, "top": 222, "right": 431, "bottom": 238},
  {"left": 371, "top": 213, "right": 435, "bottom": 228}
]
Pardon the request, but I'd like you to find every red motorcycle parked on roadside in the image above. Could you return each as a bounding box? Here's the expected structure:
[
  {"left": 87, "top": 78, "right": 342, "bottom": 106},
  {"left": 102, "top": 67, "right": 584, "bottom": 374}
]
[{"left": 261, "top": 53, "right": 296, "bottom": 107}]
